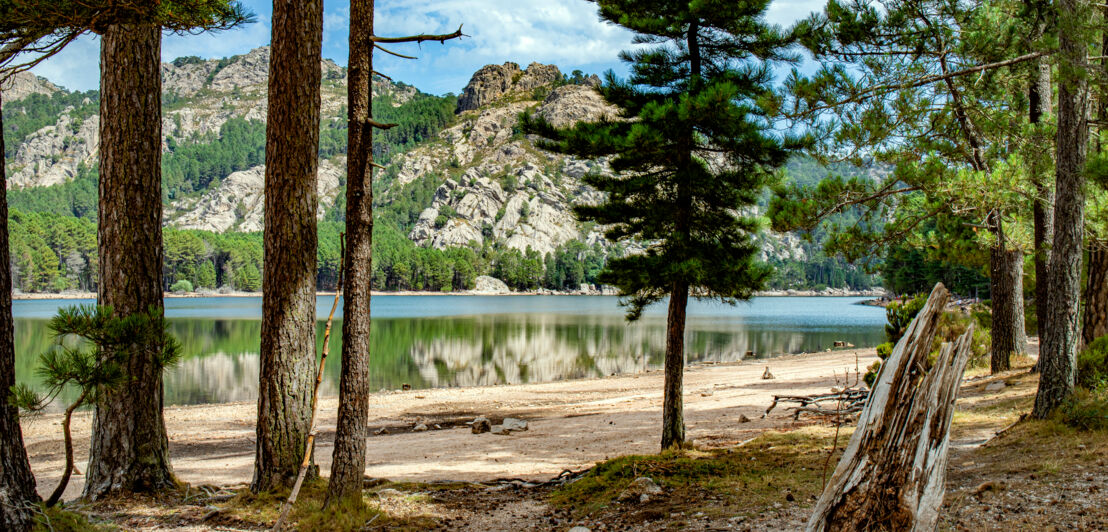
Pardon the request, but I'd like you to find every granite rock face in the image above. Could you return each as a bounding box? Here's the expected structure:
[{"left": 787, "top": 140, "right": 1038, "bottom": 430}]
[{"left": 456, "top": 62, "right": 563, "bottom": 113}]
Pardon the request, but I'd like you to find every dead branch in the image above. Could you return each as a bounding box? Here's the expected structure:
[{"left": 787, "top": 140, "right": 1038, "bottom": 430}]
[
  {"left": 371, "top": 24, "right": 464, "bottom": 44},
  {"left": 374, "top": 43, "right": 417, "bottom": 60}
]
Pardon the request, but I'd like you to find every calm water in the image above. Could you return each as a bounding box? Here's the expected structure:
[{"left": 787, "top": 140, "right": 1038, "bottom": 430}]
[{"left": 13, "top": 295, "right": 886, "bottom": 409}]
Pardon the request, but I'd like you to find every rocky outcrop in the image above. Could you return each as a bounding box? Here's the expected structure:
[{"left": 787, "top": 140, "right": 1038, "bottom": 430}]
[
  {"left": 473, "top": 276, "right": 510, "bottom": 294},
  {"left": 169, "top": 158, "right": 344, "bottom": 233},
  {"left": 8, "top": 111, "right": 99, "bottom": 188},
  {"left": 456, "top": 62, "right": 562, "bottom": 112},
  {"left": 537, "top": 84, "right": 617, "bottom": 127},
  {"left": 0, "top": 71, "right": 59, "bottom": 103}
]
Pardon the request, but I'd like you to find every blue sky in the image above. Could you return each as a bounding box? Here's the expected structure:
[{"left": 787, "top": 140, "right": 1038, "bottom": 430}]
[{"left": 30, "top": 0, "right": 826, "bottom": 95}]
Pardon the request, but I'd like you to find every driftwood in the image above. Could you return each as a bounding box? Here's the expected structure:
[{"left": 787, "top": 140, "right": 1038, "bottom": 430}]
[
  {"left": 807, "top": 283, "right": 975, "bottom": 532},
  {"left": 762, "top": 389, "right": 869, "bottom": 421}
]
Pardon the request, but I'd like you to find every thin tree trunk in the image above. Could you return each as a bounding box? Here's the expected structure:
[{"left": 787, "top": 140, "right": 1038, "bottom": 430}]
[
  {"left": 47, "top": 390, "right": 88, "bottom": 507},
  {"left": 1083, "top": 243, "right": 1108, "bottom": 347},
  {"left": 85, "top": 23, "right": 175, "bottom": 499},
  {"left": 0, "top": 91, "right": 40, "bottom": 532},
  {"left": 327, "top": 0, "right": 374, "bottom": 505},
  {"left": 661, "top": 281, "right": 689, "bottom": 450},
  {"left": 253, "top": 0, "right": 324, "bottom": 493},
  {"left": 1030, "top": 57, "right": 1053, "bottom": 345},
  {"left": 1034, "top": 0, "right": 1089, "bottom": 418},
  {"left": 990, "top": 231, "right": 1027, "bottom": 373}
]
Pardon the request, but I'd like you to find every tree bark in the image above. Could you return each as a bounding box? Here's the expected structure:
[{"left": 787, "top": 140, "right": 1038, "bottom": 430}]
[
  {"left": 253, "top": 0, "right": 323, "bottom": 493},
  {"left": 1034, "top": 0, "right": 1089, "bottom": 418},
  {"left": 808, "top": 284, "right": 974, "bottom": 532},
  {"left": 327, "top": 0, "right": 374, "bottom": 505},
  {"left": 0, "top": 91, "right": 40, "bottom": 532},
  {"left": 661, "top": 281, "right": 689, "bottom": 450},
  {"left": 990, "top": 243, "right": 1027, "bottom": 373},
  {"left": 1083, "top": 243, "right": 1108, "bottom": 347},
  {"left": 85, "top": 23, "right": 175, "bottom": 499},
  {"left": 1030, "top": 57, "right": 1053, "bottom": 344}
]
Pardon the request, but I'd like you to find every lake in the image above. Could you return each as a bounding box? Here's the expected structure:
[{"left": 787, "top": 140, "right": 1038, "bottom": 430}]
[{"left": 12, "top": 295, "right": 887, "bottom": 409}]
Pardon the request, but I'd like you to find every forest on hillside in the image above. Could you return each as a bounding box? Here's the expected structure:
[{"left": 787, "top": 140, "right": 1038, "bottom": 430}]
[{"left": 2, "top": 86, "right": 879, "bottom": 294}]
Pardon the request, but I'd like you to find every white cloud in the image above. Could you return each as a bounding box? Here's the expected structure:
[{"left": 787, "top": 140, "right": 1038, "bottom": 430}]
[{"left": 24, "top": 0, "right": 828, "bottom": 95}]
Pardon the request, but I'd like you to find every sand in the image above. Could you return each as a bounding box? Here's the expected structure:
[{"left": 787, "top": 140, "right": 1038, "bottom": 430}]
[{"left": 21, "top": 348, "right": 877, "bottom": 502}]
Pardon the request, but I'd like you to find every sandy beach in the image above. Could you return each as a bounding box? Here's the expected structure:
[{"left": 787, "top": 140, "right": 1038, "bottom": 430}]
[{"left": 21, "top": 347, "right": 878, "bottom": 503}]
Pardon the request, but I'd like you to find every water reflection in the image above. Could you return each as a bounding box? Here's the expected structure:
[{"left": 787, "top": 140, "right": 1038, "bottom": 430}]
[{"left": 13, "top": 296, "right": 886, "bottom": 409}]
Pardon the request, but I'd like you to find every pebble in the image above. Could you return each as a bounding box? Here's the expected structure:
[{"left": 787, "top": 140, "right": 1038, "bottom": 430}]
[{"left": 413, "top": 423, "right": 428, "bottom": 432}]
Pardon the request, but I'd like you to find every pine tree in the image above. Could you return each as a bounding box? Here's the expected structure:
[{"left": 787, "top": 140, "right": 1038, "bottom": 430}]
[
  {"left": 524, "top": 0, "right": 799, "bottom": 450},
  {"left": 0, "top": 0, "right": 251, "bottom": 502},
  {"left": 326, "top": 1, "right": 461, "bottom": 504},
  {"left": 253, "top": 0, "right": 324, "bottom": 493},
  {"left": 0, "top": 91, "right": 38, "bottom": 532}
]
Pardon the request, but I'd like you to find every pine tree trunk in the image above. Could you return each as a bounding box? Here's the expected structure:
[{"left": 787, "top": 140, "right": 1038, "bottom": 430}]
[
  {"left": 253, "top": 0, "right": 323, "bottom": 493},
  {"left": 1030, "top": 57, "right": 1053, "bottom": 343},
  {"left": 0, "top": 91, "right": 40, "bottom": 531},
  {"left": 1082, "top": 243, "right": 1108, "bottom": 347},
  {"left": 1035, "top": 0, "right": 1088, "bottom": 418},
  {"left": 990, "top": 245, "right": 1027, "bottom": 373},
  {"left": 661, "top": 281, "right": 689, "bottom": 450},
  {"left": 327, "top": 0, "right": 374, "bottom": 505},
  {"left": 85, "top": 23, "right": 175, "bottom": 499}
]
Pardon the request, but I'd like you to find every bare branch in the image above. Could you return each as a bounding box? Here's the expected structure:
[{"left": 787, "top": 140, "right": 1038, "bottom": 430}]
[
  {"left": 374, "top": 43, "right": 417, "bottom": 60},
  {"left": 791, "top": 51, "right": 1052, "bottom": 118},
  {"left": 371, "top": 70, "right": 392, "bottom": 81},
  {"left": 366, "top": 118, "right": 398, "bottom": 130},
  {"left": 371, "top": 24, "right": 464, "bottom": 44}
]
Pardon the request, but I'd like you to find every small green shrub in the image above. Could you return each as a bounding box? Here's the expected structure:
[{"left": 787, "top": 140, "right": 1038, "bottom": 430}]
[
  {"left": 885, "top": 294, "right": 927, "bottom": 343},
  {"left": 170, "top": 279, "right": 193, "bottom": 293},
  {"left": 1058, "top": 388, "right": 1108, "bottom": 431},
  {"left": 1078, "top": 336, "right": 1108, "bottom": 391},
  {"left": 434, "top": 215, "right": 448, "bottom": 229}
]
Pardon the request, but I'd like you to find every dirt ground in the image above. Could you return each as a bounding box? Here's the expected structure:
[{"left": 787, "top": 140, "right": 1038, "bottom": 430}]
[
  {"left": 23, "top": 348, "right": 875, "bottom": 504},
  {"left": 25, "top": 340, "right": 1106, "bottom": 531}
]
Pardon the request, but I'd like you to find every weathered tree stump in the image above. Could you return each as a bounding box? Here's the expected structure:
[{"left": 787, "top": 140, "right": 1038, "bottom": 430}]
[{"left": 806, "top": 283, "right": 975, "bottom": 532}]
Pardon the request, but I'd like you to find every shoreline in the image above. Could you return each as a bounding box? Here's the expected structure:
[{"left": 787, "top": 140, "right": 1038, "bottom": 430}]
[
  {"left": 23, "top": 347, "right": 881, "bottom": 502},
  {"left": 13, "top": 288, "right": 889, "bottom": 301}
]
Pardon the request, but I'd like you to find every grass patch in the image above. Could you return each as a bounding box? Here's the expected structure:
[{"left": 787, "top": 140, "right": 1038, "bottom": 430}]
[
  {"left": 220, "top": 479, "right": 438, "bottom": 531},
  {"left": 970, "top": 392, "right": 1108, "bottom": 478},
  {"left": 550, "top": 426, "right": 851, "bottom": 519},
  {"left": 31, "top": 504, "right": 113, "bottom": 532}
]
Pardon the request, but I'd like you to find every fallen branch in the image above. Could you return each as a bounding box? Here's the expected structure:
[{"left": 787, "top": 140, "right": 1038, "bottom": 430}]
[
  {"left": 273, "top": 235, "right": 345, "bottom": 532},
  {"left": 762, "top": 389, "right": 869, "bottom": 421}
]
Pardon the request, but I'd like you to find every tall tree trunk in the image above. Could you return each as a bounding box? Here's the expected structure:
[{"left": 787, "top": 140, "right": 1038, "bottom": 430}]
[
  {"left": 990, "top": 243, "right": 1027, "bottom": 373},
  {"left": 1081, "top": 15, "right": 1108, "bottom": 351},
  {"left": 253, "top": 0, "right": 323, "bottom": 493},
  {"left": 661, "top": 281, "right": 689, "bottom": 450},
  {"left": 1083, "top": 243, "right": 1108, "bottom": 346},
  {"left": 1030, "top": 57, "right": 1053, "bottom": 344},
  {"left": 1034, "top": 0, "right": 1089, "bottom": 418},
  {"left": 85, "top": 23, "right": 175, "bottom": 499},
  {"left": 0, "top": 91, "right": 40, "bottom": 531},
  {"left": 327, "top": 0, "right": 374, "bottom": 505}
]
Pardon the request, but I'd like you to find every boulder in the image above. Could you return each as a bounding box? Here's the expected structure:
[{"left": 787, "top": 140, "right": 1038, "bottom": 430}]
[
  {"left": 501, "top": 418, "right": 528, "bottom": 431},
  {"left": 471, "top": 416, "right": 491, "bottom": 434},
  {"left": 473, "top": 276, "right": 511, "bottom": 294}
]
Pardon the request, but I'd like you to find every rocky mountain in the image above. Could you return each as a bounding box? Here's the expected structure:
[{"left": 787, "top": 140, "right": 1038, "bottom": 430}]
[{"left": 1, "top": 49, "right": 871, "bottom": 294}]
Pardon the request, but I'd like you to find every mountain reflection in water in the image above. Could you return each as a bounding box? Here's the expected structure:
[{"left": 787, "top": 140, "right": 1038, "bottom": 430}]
[{"left": 13, "top": 295, "right": 886, "bottom": 409}]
